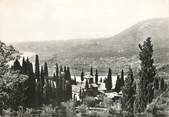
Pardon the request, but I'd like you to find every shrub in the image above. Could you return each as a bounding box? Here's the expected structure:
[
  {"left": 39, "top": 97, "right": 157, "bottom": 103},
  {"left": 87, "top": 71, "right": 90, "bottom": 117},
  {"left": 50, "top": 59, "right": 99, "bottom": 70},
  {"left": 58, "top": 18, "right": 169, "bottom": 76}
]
[
  {"left": 41, "top": 104, "right": 56, "bottom": 117},
  {"left": 60, "top": 100, "right": 77, "bottom": 117},
  {"left": 83, "top": 96, "right": 96, "bottom": 107},
  {"left": 103, "top": 97, "right": 113, "bottom": 107},
  {"left": 77, "top": 104, "right": 87, "bottom": 116},
  {"left": 88, "top": 111, "right": 107, "bottom": 117}
]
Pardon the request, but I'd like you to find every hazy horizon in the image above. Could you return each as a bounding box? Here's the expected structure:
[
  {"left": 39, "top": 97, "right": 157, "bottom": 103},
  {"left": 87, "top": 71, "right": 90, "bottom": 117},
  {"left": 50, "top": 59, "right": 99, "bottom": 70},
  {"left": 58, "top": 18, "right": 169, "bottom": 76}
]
[{"left": 0, "top": 0, "right": 169, "bottom": 43}]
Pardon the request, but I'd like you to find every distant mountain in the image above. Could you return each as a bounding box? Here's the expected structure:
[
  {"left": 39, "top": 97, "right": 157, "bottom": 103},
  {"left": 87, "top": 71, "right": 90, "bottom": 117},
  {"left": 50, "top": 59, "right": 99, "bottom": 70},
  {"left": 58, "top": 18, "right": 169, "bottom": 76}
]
[{"left": 13, "top": 18, "right": 169, "bottom": 75}]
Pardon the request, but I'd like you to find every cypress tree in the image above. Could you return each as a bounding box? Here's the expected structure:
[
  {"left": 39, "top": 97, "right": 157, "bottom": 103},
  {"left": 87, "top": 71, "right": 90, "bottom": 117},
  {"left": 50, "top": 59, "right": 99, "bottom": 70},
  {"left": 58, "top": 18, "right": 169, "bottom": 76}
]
[
  {"left": 29, "top": 62, "right": 36, "bottom": 106},
  {"left": 22, "top": 57, "right": 27, "bottom": 74},
  {"left": 35, "top": 55, "right": 40, "bottom": 81},
  {"left": 95, "top": 69, "right": 98, "bottom": 84},
  {"left": 65, "top": 67, "right": 72, "bottom": 100},
  {"left": 115, "top": 74, "right": 121, "bottom": 93},
  {"left": 90, "top": 66, "right": 93, "bottom": 76},
  {"left": 56, "top": 72, "right": 59, "bottom": 88},
  {"left": 26, "top": 58, "right": 30, "bottom": 74},
  {"left": 59, "top": 71, "right": 64, "bottom": 102},
  {"left": 66, "top": 67, "right": 71, "bottom": 81},
  {"left": 121, "top": 69, "right": 125, "bottom": 87},
  {"left": 73, "top": 75, "right": 77, "bottom": 85},
  {"left": 56, "top": 63, "right": 59, "bottom": 78},
  {"left": 160, "top": 78, "right": 165, "bottom": 90},
  {"left": 66, "top": 81, "right": 72, "bottom": 101},
  {"left": 85, "top": 80, "right": 89, "bottom": 90},
  {"left": 45, "top": 78, "right": 50, "bottom": 104},
  {"left": 154, "top": 77, "right": 159, "bottom": 90},
  {"left": 44, "top": 62, "right": 48, "bottom": 77},
  {"left": 41, "top": 66, "right": 44, "bottom": 86},
  {"left": 24, "top": 60, "right": 36, "bottom": 107},
  {"left": 36, "top": 80, "right": 43, "bottom": 106},
  {"left": 105, "top": 68, "right": 112, "bottom": 91},
  {"left": 13, "top": 59, "right": 22, "bottom": 71},
  {"left": 81, "top": 69, "right": 84, "bottom": 82},
  {"left": 79, "top": 87, "right": 82, "bottom": 99},
  {"left": 122, "top": 67, "right": 135, "bottom": 113},
  {"left": 134, "top": 37, "right": 156, "bottom": 113},
  {"left": 100, "top": 78, "right": 102, "bottom": 83}
]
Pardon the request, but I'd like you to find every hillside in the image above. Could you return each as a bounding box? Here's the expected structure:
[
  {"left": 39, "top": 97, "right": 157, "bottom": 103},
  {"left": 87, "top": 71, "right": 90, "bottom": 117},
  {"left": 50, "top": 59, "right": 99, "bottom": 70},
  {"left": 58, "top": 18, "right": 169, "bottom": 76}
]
[{"left": 13, "top": 18, "right": 169, "bottom": 75}]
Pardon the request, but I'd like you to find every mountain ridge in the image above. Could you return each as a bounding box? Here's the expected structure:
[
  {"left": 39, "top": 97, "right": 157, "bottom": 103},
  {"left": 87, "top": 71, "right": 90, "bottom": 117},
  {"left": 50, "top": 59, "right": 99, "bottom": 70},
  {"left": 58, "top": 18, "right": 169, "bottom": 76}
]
[{"left": 13, "top": 18, "right": 169, "bottom": 75}]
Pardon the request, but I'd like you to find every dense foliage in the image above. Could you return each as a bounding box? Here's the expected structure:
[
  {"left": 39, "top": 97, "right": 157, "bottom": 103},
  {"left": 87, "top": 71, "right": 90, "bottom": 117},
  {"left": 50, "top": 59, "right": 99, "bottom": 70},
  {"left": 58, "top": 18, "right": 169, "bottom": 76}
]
[
  {"left": 134, "top": 37, "right": 156, "bottom": 113},
  {"left": 105, "top": 68, "right": 112, "bottom": 91},
  {"left": 122, "top": 67, "right": 135, "bottom": 113},
  {"left": 0, "top": 38, "right": 168, "bottom": 116}
]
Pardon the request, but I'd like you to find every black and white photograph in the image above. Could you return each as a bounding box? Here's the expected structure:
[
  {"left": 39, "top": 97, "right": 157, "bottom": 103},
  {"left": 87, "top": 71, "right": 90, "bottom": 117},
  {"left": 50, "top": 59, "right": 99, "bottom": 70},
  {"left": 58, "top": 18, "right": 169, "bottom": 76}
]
[{"left": 0, "top": 0, "right": 169, "bottom": 116}]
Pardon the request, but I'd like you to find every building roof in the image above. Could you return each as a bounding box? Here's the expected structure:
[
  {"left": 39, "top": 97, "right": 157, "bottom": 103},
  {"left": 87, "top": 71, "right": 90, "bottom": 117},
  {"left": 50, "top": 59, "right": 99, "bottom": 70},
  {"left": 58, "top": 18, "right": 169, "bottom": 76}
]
[
  {"left": 91, "top": 83, "right": 98, "bottom": 88},
  {"left": 105, "top": 92, "right": 122, "bottom": 98},
  {"left": 84, "top": 74, "right": 94, "bottom": 79}
]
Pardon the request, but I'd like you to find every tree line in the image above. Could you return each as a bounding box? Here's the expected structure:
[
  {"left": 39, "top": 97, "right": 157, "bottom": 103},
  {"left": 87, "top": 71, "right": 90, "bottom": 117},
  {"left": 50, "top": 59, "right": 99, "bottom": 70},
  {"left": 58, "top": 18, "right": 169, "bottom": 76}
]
[
  {"left": 121, "top": 37, "right": 166, "bottom": 114},
  {"left": 11, "top": 55, "right": 73, "bottom": 108},
  {"left": 80, "top": 37, "right": 167, "bottom": 114}
]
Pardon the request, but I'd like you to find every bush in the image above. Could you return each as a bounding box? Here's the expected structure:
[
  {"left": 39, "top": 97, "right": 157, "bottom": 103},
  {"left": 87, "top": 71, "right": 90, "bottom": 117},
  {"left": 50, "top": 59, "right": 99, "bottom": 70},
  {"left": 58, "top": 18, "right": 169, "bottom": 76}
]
[
  {"left": 41, "top": 104, "right": 56, "bottom": 117},
  {"left": 17, "top": 106, "right": 32, "bottom": 117},
  {"left": 88, "top": 111, "right": 107, "bottom": 117},
  {"left": 103, "top": 97, "right": 113, "bottom": 107},
  {"left": 59, "top": 100, "right": 77, "bottom": 117},
  {"left": 77, "top": 104, "right": 87, "bottom": 116},
  {"left": 0, "top": 71, "right": 28, "bottom": 112},
  {"left": 83, "top": 96, "right": 96, "bottom": 107}
]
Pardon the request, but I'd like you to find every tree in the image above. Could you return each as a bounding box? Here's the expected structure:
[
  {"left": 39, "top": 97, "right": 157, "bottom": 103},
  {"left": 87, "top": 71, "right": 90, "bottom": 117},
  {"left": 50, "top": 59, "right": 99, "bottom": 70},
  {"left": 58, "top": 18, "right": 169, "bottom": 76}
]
[
  {"left": 60, "top": 65, "right": 63, "bottom": 72},
  {"left": 44, "top": 62, "right": 48, "bottom": 77},
  {"left": 65, "top": 81, "right": 72, "bottom": 101},
  {"left": 105, "top": 68, "right": 112, "bottom": 91},
  {"left": 154, "top": 77, "right": 159, "bottom": 90},
  {"left": 24, "top": 59, "right": 36, "bottom": 107},
  {"left": 134, "top": 37, "right": 156, "bottom": 113},
  {"left": 22, "top": 57, "right": 27, "bottom": 74},
  {"left": 35, "top": 55, "right": 40, "bottom": 81},
  {"left": 36, "top": 81, "right": 43, "bottom": 106},
  {"left": 66, "top": 67, "right": 71, "bottom": 82},
  {"left": 120, "top": 69, "right": 125, "bottom": 87},
  {"left": 26, "top": 57, "right": 30, "bottom": 74},
  {"left": 1, "top": 71, "right": 28, "bottom": 111},
  {"left": 90, "top": 66, "right": 93, "bottom": 76},
  {"left": 0, "top": 42, "right": 17, "bottom": 76},
  {"left": 41, "top": 66, "right": 45, "bottom": 86},
  {"left": 160, "top": 78, "right": 165, "bottom": 91},
  {"left": 81, "top": 69, "right": 84, "bottom": 82},
  {"left": 65, "top": 67, "right": 72, "bottom": 101},
  {"left": 115, "top": 74, "right": 121, "bottom": 93},
  {"left": 95, "top": 69, "right": 98, "bottom": 84},
  {"left": 85, "top": 80, "right": 89, "bottom": 90},
  {"left": 28, "top": 62, "right": 36, "bottom": 106},
  {"left": 122, "top": 67, "right": 135, "bottom": 113},
  {"left": 100, "top": 78, "right": 102, "bottom": 83},
  {"left": 13, "top": 59, "right": 22, "bottom": 71},
  {"left": 79, "top": 87, "right": 82, "bottom": 100}
]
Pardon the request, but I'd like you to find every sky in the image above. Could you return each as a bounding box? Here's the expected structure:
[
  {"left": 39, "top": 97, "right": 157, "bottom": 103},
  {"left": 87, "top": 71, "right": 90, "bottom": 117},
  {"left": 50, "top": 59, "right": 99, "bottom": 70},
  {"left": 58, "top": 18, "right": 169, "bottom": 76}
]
[{"left": 0, "top": 0, "right": 169, "bottom": 43}]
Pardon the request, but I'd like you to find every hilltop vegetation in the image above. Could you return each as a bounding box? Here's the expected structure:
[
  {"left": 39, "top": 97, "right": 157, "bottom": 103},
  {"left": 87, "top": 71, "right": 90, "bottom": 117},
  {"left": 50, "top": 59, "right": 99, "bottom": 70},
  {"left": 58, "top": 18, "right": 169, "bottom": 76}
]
[{"left": 13, "top": 18, "right": 169, "bottom": 74}]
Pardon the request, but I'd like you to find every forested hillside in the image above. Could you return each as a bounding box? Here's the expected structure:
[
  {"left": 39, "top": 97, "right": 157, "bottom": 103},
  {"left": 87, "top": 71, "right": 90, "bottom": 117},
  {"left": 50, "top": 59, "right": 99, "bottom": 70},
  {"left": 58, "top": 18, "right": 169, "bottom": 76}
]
[{"left": 13, "top": 18, "right": 169, "bottom": 75}]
